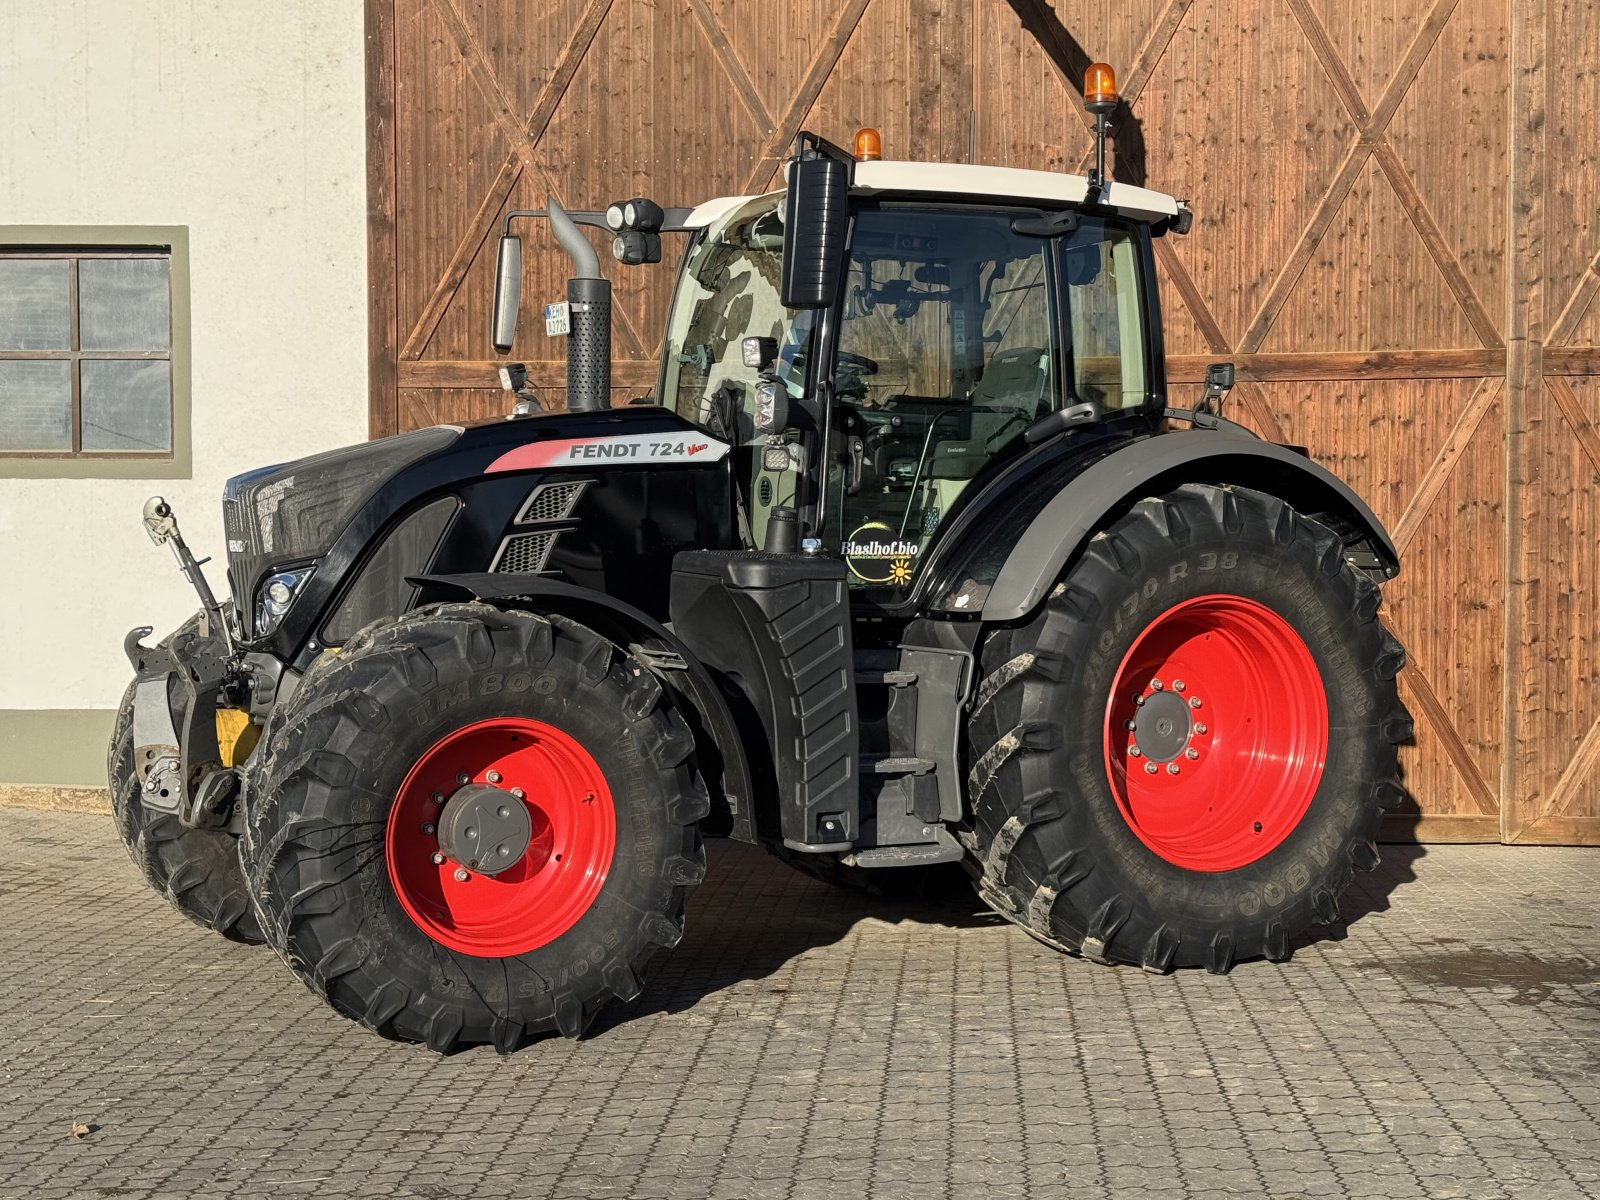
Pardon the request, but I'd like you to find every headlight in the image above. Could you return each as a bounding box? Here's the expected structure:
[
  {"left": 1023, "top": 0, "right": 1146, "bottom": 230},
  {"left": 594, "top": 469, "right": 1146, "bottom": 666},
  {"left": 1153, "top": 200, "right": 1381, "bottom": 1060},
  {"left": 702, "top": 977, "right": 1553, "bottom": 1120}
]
[{"left": 255, "top": 566, "right": 314, "bottom": 638}]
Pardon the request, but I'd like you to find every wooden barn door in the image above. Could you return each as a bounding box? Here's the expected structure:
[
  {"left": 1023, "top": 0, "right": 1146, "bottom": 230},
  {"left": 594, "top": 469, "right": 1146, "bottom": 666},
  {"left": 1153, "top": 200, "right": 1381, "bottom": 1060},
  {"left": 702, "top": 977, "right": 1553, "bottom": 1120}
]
[{"left": 366, "top": 0, "right": 1600, "bottom": 844}]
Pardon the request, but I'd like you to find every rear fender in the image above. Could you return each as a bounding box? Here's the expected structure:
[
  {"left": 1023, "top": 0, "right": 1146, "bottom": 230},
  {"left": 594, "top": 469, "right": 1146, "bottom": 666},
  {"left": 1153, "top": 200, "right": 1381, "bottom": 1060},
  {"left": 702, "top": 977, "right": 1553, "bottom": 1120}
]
[
  {"left": 411, "top": 573, "right": 755, "bottom": 842},
  {"left": 966, "top": 432, "right": 1400, "bottom": 623}
]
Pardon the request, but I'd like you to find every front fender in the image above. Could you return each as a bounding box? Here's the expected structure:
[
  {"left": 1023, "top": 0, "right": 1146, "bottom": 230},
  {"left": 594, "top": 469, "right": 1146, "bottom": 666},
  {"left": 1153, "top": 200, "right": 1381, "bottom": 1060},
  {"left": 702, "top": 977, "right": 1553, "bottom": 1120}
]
[
  {"left": 410, "top": 572, "right": 755, "bottom": 842},
  {"left": 961, "top": 432, "right": 1400, "bottom": 623}
]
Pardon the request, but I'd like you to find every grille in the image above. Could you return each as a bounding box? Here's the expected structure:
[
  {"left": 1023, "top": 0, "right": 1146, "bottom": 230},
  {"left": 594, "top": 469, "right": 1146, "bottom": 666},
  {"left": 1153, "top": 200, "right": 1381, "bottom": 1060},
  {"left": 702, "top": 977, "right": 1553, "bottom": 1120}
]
[
  {"left": 492, "top": 531, "right": 558, "bottom": 574},
  {"left": 516, "top": 481, "right": 587, "bottom": 524}
]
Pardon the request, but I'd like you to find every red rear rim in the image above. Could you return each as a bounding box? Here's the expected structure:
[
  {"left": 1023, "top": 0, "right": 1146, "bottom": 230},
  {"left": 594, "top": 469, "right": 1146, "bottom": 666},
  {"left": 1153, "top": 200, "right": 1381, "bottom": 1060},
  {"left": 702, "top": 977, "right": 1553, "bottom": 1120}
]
[
  {"left": 386, "top": 717, "right": 615, "bottom": 956},
  {"left": 1102, "top": 594, "right": 1328, "bottom": 872}
]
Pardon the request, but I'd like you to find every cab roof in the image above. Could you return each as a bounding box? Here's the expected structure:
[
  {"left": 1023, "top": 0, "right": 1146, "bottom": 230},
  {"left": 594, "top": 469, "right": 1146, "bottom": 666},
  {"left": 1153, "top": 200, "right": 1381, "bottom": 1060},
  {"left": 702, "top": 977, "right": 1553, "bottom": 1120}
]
[{"left": 683, "top": 160, "right": 1183, "bottom": 229}]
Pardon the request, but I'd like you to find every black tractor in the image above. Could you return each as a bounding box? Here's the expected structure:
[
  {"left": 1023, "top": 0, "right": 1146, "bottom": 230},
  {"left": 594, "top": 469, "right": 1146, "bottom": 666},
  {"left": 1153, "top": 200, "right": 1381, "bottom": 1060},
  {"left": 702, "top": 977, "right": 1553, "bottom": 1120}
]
[{"left": 114, "top": 69, "right": 1409, "bottom": 1052}]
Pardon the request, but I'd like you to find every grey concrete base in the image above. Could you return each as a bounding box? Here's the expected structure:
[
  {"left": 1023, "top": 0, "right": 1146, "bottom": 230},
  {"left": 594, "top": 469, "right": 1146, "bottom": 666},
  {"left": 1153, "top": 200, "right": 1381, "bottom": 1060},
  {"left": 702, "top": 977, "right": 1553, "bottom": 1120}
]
[{"left": 2, "top": 810, "right": 1596, "bottom": 1199}]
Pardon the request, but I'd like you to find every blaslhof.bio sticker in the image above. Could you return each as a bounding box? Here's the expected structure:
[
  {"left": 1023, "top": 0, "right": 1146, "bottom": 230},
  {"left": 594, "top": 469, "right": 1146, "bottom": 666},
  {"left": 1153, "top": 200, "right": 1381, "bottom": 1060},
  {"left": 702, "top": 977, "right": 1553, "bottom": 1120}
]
[{"left": 844, "top": 520, "right": 919, "bottom": 587}]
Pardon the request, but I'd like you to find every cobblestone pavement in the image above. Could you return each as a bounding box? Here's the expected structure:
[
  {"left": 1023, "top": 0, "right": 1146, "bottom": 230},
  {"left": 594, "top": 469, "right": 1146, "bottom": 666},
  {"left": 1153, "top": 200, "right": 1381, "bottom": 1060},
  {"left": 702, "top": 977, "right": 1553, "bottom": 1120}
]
[{"left": 0, "top": 808, "right": 1596, "bottom": 1200}]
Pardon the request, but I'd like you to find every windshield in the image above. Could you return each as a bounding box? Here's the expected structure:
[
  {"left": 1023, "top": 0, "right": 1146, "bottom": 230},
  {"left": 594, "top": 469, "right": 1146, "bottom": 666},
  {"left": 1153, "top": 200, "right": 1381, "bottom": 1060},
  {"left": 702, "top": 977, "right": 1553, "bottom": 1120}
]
[
  {"left": 828, "top": 206, "right": 1150, "bottom": 596},
  {"left": 662, "top": 195, "right": 813, "bottom": 432}
]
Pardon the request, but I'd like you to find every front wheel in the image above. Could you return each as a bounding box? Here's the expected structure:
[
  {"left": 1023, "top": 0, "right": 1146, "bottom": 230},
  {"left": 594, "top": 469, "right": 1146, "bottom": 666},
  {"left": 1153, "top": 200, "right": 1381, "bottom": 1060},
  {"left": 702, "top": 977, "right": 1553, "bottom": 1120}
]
[
  {"left": 965, "top": 484, "right": 1411, "bottom": 972},
  {"left": 241, "top": 604, "right": 708, "bottom": 1051}
]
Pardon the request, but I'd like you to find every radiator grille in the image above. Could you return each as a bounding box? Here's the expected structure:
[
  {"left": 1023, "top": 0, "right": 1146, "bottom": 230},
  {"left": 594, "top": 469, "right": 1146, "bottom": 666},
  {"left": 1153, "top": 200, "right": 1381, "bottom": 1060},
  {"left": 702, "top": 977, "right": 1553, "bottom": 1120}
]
[
  {"left": 516, "top": 480, "right": 587, "bottom": 524},
  {"left": 492, "top": 531, "right": 558, "bottom": 574}
]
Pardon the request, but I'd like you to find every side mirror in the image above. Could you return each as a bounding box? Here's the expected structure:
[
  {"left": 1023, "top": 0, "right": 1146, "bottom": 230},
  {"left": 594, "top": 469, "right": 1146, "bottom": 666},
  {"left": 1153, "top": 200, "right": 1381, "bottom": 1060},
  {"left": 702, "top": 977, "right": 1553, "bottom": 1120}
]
[
  {"left": 780, "top": 152, "right": 850, "bottom": 308},
  {"left": 490, "top": 234, "right": 522, "bottom": 353}
]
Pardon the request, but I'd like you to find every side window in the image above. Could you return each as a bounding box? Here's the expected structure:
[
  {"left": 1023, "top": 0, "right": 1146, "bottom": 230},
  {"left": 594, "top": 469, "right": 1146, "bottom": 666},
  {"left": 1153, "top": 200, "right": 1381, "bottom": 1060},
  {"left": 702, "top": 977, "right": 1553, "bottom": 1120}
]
[{"left": 1063, "top": 220, "right": 1147, "bottom": 410}]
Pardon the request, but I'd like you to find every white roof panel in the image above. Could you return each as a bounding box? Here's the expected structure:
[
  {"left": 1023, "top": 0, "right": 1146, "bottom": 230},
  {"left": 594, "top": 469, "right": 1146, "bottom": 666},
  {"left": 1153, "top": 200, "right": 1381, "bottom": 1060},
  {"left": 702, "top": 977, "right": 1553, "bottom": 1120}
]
[{"left": 679, "top": 161, "right": 1183, "bottom": 230}]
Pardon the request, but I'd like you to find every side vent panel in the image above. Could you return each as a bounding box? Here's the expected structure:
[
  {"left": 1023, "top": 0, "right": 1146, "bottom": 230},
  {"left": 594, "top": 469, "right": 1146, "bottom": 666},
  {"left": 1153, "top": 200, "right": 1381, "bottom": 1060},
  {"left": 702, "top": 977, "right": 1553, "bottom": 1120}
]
[
  {"left": 516, "top": 480, "right": 588, "bottom": 524},
  {"left": 491, "top": 531, "right": 559, "bottom": 574}
]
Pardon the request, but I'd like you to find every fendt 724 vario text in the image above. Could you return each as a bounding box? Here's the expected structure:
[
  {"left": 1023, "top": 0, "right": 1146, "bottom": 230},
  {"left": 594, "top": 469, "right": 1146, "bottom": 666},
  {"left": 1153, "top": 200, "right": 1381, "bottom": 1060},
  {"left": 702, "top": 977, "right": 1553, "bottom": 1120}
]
[{"left": 115, "top": 66, "right": 1410, "bottom": 1051}]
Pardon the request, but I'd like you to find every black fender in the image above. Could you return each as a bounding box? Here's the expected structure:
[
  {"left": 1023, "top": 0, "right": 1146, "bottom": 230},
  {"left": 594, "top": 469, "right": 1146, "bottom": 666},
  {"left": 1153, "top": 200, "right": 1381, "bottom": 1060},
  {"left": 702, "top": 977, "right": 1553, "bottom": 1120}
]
[
  {"left": 947, "top": 431, "right": 1400, "bottom": 623},
  {"left": 411, "top": 572, "right": 755, "bottom": 842}
]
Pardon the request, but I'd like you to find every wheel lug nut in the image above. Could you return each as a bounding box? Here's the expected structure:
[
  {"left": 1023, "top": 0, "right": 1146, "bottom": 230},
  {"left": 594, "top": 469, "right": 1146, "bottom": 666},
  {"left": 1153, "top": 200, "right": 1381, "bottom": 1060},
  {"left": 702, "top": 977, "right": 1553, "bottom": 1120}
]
[
  {"left": 1124, "top": 719, "right": 1137, "bottom": 731},
  {"left": 1144, "top": 762, "right": 1159, "bottom": 775},
  {"left": 486, "top": 770, "right": 502, "bottom": 784},
  {"left": 431, "top": 851, "right": 445, "bottom": 865},
  {"left": 454, "top": 867, "right": 470, "bottom": 882},
  {"left": 1133, "top": 694, "right": 1146, "bottom": 707},
  {"left": 1129, "top": 745, "right": 1142, "bottom": 757},
  {"left": 1185, "top": 748, "right": 1199, "bottom": 760},
  {"left": 511, "top": 787, "right": 525, "bottom": 799},
  {"left": 1150, "top": 679, "right": 1164, "bottom": 691},
  {"left": 432, "top": 792, "right": 445, "bottom": 805},
  {"left": 456, "top": 772, "right": 470, "bottom": 785},
  {"left": 1189, "top": 697, "right": 1202, "bottom": 709},
  {"left": 421, "top": 823, "right": 435, "bottom": 835},
  {"left": 1173, "top": 680, "right": 1186, "bottom": 692},
  {"left": 1167, "top": 763, "right": 1181, "bottom": 775},
  {"left": 1194, "top": 723, "right": 1208, "bottom": 735}
]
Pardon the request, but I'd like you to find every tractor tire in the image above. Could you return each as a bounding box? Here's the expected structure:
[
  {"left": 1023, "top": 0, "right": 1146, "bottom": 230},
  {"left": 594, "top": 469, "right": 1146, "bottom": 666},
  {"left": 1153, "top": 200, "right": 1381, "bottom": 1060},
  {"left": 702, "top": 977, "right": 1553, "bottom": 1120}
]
[
  {"left": 965, "top": 483, "right": 1411, "bottom": 973},
  {"left": 108, "top": 615, "right": 264, "bottom": 945},
  {"left": 240, "top": 602, "right": 708, "bottom": 1052}
]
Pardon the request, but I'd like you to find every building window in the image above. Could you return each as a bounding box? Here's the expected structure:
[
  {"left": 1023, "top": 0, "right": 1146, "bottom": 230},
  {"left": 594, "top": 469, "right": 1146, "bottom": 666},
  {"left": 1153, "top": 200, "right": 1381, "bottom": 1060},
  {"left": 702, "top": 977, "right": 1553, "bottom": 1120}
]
[{"left": 0, "top": 227, "right": 188, "bottom": 478}]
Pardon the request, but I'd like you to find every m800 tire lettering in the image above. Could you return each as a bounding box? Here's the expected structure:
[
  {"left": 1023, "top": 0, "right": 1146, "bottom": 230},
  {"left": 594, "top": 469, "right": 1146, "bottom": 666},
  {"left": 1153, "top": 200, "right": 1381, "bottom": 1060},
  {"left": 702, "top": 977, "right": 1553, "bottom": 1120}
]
[{"left": 116, "top": 73, "right": 1413, "bottom": 1049}]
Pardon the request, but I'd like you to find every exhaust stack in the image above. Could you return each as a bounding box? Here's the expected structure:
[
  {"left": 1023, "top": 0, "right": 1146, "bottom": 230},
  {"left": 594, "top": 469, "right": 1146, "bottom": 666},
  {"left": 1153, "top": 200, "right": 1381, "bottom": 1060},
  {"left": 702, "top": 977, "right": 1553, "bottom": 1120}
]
[{"left": 548, "top": 197, "right": 611, "bottom": 413}]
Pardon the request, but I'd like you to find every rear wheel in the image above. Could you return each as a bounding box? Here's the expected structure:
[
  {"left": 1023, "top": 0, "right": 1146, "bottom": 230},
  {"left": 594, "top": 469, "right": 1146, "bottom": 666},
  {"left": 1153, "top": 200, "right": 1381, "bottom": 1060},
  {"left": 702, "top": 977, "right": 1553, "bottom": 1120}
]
[
  {"left": 108, "top": 615, "right": 263, "bottom": 945},
  {"left": 241, "top": 603, "right": 708, "bottom": 1051},
  {"left": 965, "top": 484, "right": 1411, "bottom": 972}
]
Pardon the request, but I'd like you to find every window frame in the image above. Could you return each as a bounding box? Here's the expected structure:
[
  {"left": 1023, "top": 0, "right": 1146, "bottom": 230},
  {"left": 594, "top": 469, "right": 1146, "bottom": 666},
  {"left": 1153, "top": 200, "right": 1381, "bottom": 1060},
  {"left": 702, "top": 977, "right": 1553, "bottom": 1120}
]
[{"left": 0, "top": 226, "right": 191, "bottom": 479}]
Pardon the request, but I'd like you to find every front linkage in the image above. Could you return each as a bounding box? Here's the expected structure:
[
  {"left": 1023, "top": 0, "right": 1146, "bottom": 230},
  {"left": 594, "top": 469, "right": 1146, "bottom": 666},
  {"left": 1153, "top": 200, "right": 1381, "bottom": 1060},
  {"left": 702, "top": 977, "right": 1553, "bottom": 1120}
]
[{"left": 125, "top": 497, "right": 249, "bottom": 833}]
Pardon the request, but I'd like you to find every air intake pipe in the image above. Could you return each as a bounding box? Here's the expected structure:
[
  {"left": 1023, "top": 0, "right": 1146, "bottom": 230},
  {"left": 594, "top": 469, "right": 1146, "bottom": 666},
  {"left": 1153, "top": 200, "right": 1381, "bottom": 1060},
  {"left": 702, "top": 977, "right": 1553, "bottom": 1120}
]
[{"left": 548, "top": 197, "right": 611, "bottom": 413}]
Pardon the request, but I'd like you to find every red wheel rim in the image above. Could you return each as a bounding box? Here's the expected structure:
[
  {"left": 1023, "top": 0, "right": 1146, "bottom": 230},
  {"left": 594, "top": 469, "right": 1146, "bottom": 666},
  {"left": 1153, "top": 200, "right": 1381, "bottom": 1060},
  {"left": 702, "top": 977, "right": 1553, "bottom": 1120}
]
[
  {"left": 1102, "top": 594, "right": 1328, "bottom": 872},
  {"left": 386, "top": 717, "right": 615, "bottom": 956}
]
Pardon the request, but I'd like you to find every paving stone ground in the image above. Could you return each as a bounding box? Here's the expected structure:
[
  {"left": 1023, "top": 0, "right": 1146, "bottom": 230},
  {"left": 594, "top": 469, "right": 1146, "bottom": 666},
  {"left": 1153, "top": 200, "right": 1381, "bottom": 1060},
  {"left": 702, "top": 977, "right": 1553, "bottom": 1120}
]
[{"left": 0, "top": 808, "right": 1596, "bottom": 1200}]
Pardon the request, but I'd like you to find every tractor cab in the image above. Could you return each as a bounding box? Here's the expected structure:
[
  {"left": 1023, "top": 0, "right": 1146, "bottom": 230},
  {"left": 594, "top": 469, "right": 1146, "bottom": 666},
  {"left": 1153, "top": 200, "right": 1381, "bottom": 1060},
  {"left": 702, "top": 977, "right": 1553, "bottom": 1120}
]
[{"left": 655, "top": 141, "right": 1182, "bottom": 605}]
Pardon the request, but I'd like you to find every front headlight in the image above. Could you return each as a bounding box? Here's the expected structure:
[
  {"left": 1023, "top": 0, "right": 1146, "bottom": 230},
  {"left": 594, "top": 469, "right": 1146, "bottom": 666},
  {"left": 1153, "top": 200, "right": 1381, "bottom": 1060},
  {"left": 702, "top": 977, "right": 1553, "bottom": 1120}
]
[{"left": 255, "top": 566, "right": 315, "bottom": 637}]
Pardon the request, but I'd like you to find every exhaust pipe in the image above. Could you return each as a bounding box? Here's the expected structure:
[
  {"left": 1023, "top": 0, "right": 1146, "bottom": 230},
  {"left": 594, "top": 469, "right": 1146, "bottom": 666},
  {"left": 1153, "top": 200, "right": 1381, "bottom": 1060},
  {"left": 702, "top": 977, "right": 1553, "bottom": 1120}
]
[{"left": 548, "top": 197, "right": 611, "bottom": 413}]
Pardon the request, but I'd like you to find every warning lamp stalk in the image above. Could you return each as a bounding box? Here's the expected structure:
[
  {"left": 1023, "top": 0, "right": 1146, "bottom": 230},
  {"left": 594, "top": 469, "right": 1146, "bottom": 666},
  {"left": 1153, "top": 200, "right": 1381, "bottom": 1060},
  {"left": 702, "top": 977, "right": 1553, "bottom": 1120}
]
[{"left": 1083, "top": 62, "right": 1118, "bottom": 201}]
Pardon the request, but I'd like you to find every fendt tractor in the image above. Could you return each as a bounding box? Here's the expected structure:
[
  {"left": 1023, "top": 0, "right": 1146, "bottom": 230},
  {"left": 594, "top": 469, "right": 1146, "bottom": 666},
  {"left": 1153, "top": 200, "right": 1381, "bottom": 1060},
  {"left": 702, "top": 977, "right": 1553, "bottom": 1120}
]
[{"left": 114, "top": 65, "right": 1411, "bottom": 1051}]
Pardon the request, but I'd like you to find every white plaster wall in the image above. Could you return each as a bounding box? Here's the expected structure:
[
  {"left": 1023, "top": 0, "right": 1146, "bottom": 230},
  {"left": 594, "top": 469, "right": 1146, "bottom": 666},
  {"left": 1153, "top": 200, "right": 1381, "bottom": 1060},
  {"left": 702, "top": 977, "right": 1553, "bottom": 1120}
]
[{"left": 0, "top": 0, "right": 368, "bottom": 709}]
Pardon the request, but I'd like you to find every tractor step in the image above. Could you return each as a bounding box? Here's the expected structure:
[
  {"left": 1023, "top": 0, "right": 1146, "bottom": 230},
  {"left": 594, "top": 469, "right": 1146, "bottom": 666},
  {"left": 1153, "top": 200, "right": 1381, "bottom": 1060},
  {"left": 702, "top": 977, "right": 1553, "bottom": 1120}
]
[
  {"left": 857, "top": 669, "right": 918, "bottom": 687},
  {"left": 863, "top": 755, "right": 936, "bottom": 776}
]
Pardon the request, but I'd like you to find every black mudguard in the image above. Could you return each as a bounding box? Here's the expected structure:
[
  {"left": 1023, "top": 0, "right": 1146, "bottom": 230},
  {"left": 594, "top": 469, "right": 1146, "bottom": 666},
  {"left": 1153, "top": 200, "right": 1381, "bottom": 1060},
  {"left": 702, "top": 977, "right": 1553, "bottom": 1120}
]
[
  {"left": 411, "top": 572, "right": 756, "bottom": 843},
  {"left": 927, "top": 429, "right": 1400, "bottom": 622}
]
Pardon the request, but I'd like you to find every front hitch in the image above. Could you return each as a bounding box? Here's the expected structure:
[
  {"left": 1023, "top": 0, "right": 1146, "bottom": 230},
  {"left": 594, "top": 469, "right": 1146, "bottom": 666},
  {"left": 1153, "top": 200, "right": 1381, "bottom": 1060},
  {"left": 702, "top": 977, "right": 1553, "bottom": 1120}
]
[{"left": 128, "top": 498, "right": 240, "bottom": 831}]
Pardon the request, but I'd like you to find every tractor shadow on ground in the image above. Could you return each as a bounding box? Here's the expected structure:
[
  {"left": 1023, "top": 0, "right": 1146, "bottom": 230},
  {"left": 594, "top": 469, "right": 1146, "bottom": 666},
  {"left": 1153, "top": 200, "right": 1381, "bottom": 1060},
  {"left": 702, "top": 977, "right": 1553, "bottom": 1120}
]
[
  {"left": 587, "top": 846, "right": 1001, "bottom": 1035},
  {"left": 1290, "top": 840, "right": 1426, "bottom": 954}
]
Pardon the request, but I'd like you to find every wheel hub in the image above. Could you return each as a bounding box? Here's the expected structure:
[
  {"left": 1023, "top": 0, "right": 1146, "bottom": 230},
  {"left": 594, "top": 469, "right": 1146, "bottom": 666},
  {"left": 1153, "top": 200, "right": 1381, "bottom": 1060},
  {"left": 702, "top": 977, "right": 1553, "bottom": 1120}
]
[
  {"left": 436, "top": 783, "right": 535, "bottom": 876},
  {"left": 1130, "top": 689, "right": 1194, "bottom": 763}
]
